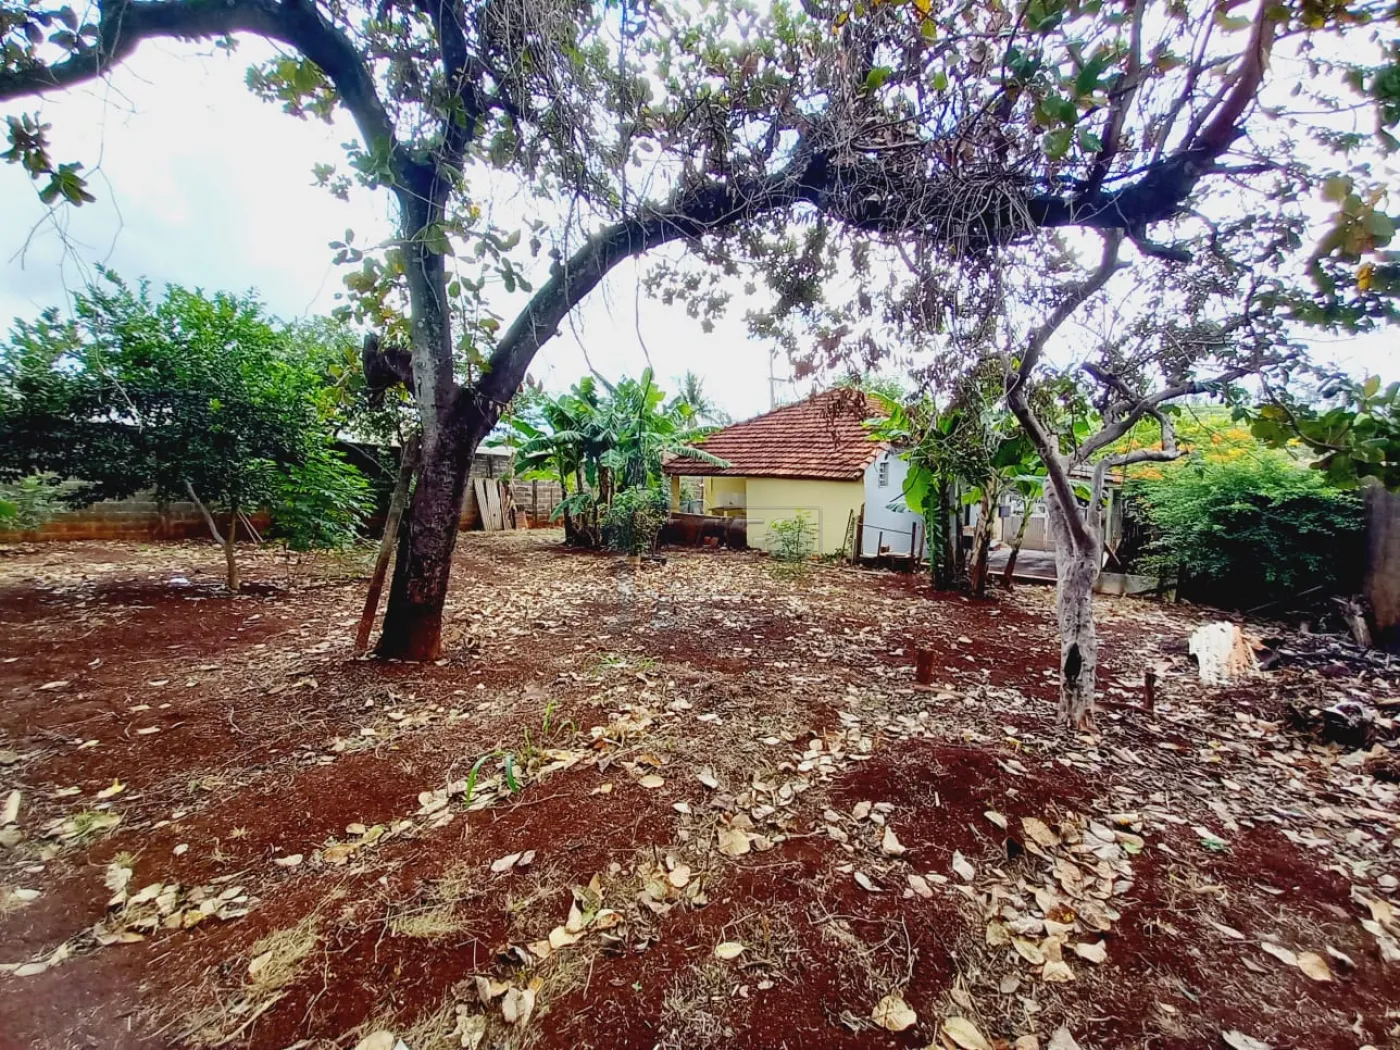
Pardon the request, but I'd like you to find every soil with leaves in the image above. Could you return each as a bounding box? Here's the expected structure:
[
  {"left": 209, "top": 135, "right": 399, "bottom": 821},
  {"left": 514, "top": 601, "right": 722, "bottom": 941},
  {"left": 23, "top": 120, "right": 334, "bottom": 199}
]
[{"left": 0, "top": 533, "right": 1396, "bottom": 1050}]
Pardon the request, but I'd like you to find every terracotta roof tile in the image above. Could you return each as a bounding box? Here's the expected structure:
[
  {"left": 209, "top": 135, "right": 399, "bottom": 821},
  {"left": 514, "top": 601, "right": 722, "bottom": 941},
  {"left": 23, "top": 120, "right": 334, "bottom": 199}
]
[{"left": 664, "top": 389, "right": 885, "bottom": 481}]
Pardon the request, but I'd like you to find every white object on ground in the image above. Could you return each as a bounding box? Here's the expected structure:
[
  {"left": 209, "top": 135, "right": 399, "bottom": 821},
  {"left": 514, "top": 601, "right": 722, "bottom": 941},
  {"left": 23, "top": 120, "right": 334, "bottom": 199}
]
[{"left": 1188, "top": 622, "right": 1259, "bottom": 685}]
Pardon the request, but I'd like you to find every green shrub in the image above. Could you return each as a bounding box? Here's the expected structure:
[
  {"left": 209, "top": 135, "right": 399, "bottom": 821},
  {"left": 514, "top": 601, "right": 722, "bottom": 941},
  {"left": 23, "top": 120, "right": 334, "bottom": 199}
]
[
  {"left": 768, "top": 511, "right": 816, "bottom": 562},
  {"left": 0, "top": 473, "right": 80, "bottom": 531},
  {"left": 1130, "top": 453, "right": 1363, "bottom": 607},
  {"left": 602, "top": 487, "right": 668, "bottom": 554},
  {"left": 266, "top": 445, "right": 373, "bottom": 552}
]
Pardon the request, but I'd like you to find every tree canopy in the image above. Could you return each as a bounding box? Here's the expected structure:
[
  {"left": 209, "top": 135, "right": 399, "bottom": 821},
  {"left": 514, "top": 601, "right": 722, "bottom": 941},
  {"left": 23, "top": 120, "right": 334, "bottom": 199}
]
[{"left": 0, "top": 272, "right": 374, "bottom": 585}]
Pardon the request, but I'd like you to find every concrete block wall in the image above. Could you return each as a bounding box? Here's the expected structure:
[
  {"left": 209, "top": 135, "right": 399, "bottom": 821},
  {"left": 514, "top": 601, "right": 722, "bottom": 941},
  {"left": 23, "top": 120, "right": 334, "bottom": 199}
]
[
  {"left": 0, "top": 497, "right": 271, "bottom": 543},
  {"left": 0, "top": 454, "right": 567, "bottom": 544}
]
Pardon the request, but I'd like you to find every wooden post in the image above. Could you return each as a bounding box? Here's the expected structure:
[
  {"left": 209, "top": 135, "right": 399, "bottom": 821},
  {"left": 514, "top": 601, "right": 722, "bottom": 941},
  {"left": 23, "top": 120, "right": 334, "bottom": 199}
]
[
  {"left": 915, "top": 648, "right": 935, "bottom": 686},
  {"left": 355, "top": 435, "right": 422, "bottom": 655}
]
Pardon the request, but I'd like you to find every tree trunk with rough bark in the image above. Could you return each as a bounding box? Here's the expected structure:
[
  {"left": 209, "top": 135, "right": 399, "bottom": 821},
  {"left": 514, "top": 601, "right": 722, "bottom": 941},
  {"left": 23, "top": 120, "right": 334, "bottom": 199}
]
[
  {"left": 374, "top": 201, "right": 485, "bottom": 661},
  {"left": 1046, "top": 496, "right": 1100, "bottom": 729},
  {"left": 376, "top": 421, "right": 480, "bottom": 659},
  {"left": 1000, "top": 508, "right": 1033, "bottom": 590}
]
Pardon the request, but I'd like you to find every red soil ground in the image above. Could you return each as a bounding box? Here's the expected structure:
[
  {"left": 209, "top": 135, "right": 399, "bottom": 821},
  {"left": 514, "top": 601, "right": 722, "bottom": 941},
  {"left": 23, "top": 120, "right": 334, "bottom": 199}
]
[{"left": 0, "top": 534, "right": 1395, "bottom": 1050}]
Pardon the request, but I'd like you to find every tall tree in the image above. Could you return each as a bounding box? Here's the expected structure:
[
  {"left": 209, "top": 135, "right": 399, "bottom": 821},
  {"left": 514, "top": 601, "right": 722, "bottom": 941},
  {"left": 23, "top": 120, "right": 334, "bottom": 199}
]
[
  {"left": 1001, "top": 230, "right": 1288, "bottom": 727},
  {"left": 4, "top": 0, "right": 1393, "bottom": 659}
]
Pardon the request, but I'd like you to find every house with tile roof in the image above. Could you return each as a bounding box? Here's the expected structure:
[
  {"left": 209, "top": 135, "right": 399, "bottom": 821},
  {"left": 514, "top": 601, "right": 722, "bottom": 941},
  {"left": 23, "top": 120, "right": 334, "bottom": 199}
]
[{"left": 662, "top": 389, "right": 923, "bottom": 557}]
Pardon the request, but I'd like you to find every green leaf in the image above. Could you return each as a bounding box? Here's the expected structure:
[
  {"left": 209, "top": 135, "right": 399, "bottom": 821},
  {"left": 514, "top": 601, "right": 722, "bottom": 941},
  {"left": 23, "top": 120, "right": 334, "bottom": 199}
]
[
  {"left": 1044, "top": 127, "right": 1073, "bottom": 159},
  {"left": 1364, "top": 211, "right": 1395, "bottom": 241},
  {"left": 863, "top": 66, "right": 893, "bottom": 92},
  {"left": 504, "top": 753, "right": 520, "bottom": 793},
  {"left": 1321, "top": 175, "right": 1353, "bottom": 202}
]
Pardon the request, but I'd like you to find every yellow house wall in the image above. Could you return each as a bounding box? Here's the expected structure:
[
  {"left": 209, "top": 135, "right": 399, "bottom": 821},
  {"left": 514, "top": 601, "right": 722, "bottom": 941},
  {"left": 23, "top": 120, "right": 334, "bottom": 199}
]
[
  {"left": 703, "top": 476, "right": 748, "bottom": 513},
  {"left": 744, "top": 477, "right": 863, "bottom": 556}
]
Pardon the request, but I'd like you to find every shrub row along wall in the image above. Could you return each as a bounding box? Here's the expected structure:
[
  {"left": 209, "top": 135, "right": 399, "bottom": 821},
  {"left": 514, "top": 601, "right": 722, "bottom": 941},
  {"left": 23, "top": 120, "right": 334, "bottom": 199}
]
[{"left": 0, "top": 453, "right": 566, "bottom": 543}]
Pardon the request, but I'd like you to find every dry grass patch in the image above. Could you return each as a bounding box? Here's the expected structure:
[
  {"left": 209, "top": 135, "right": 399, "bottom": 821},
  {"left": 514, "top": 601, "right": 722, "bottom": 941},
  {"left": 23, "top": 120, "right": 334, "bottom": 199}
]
[
  {"left": 659, "top": 959, "right": 735, "bottom": 1050},
  {"left": 389, "top": 902, "right": 466, "bottom": 939},
  {"left": 180, "top": 915, "right": 320, "bottom": 1046}
]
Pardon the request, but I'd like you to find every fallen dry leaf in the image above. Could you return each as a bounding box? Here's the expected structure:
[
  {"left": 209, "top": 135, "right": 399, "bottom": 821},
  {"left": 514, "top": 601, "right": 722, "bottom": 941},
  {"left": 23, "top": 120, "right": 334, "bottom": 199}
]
[
  {"left": 951, "top": 851, "right": 975, "bottom": 881},
  {"left": 476, "top": 975, "right": 510, "bottom": 1004},
  {"left": 1072, "top": 940, "right": 1107, "bottom": 964},
  {"left": 454, "top": 1011, "right": 487, "bottom": 1050},
  {"left": 1222, "top": 1031, "right": 1272, "bottom": 1050},
  {"left": 880, "top": 826, "right": 907, "bottom": 856},
  {"left": 490, "top": 852, "right": 523, "bottom": 874},
  {"left": 501, "top": 986, "right": 536, "bottom": 1026},
  {"left": 717, "top": 826, "right": 751, "bottom": 857},
  {"left": 714, "top": 941, "right": 746, "bottom": 960},
  {"left": 1295, "top": 951, "right": 1332, "bottom": 982},
  {"left": 1, "top": 790, "right": 20, "bottom": 826},
  {"left": 638, "top": 774, "right": 665, "bottom": 790},
  {"left": 870, "top": 993, "right": 916, "bottom": 1032},
  {"left": 941, "top": 1015, "right": 993, "bottom": 1050},
  {"left": 1022, "top": 816, "right": 1061, "bottom": 848},
  {"left": 1260, "top": 942, "right": 1298, "bottom": 968}
]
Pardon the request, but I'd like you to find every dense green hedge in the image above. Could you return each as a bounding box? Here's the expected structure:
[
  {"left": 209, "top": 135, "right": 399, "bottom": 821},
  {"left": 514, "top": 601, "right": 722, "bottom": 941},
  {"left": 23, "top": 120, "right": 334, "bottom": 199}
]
[{"left": 1129, "top": 452, "right": 1364, "bottom": 609}]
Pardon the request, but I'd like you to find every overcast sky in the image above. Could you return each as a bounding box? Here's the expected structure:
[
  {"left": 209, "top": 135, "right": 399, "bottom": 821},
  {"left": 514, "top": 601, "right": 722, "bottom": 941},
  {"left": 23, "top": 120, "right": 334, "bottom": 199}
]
[{"left": 1, "top": 38, "right": 1392, "bottom": 426}]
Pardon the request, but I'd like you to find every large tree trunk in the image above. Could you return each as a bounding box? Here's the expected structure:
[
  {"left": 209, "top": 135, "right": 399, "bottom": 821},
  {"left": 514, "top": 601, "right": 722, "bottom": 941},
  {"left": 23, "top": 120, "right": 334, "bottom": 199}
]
[
  {"left": 377, "top": 421, "right": 479, "bottom": 659},
  {"left": 1046, "top": 496, "right": 1099, "bottom": 729},
  {"left": 375, "top": 193, "right": 483, "bottom": 661}
]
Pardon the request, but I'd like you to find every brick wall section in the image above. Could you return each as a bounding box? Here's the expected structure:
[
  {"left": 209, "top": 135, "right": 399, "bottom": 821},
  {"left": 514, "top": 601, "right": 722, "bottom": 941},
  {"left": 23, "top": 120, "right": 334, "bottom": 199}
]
[
  {"left": 0, "top": 498, "right": 271, "bottom": 543},
  {"left": 1, "top": 456, "right": 567, "bottom": 543},
  {"left": 510, "top": 478, "right": 565, "bottom": 527}
]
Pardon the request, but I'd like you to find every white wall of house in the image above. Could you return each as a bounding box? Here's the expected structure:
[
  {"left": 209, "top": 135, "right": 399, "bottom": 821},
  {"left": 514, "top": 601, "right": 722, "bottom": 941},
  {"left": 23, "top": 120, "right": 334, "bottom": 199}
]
[{"left": 861, "top": 450, "right": 921, "bottom": 557}]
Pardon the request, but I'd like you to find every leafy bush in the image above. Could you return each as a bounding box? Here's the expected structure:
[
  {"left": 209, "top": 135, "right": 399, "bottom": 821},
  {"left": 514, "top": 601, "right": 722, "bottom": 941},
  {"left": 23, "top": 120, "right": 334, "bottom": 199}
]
[
  {"left": 602, "top": 487, "right": 668, "bottom": 555},
  {"left": 266, "top": 445, "right": 373, "bottom": 552},
  {"left": 0, "top": 473, "right": 80, "bottom": 530},
  {"left": 1130, "top": 453, "right": 1364, "bottom": 607},
  {"left": 768, "top": 511, "right": 816, "bottom": 562}
]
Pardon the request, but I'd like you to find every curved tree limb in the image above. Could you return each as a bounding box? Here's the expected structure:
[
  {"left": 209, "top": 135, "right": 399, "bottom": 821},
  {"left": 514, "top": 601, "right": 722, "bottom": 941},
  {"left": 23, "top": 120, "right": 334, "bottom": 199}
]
[
  {"left": 1004, "top": 232, "right": 1124, "bottom": 553},
  {"left": 0, "top": 0, "right": 410, "bottom": 179},
  {"left": 472, "top": 165, "right": 827, "bottom": 422}
]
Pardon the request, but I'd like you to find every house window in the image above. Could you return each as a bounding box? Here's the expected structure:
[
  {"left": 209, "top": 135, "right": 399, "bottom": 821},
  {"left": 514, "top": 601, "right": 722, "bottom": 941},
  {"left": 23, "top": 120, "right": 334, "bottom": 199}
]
[{"left": 877, "top": 458, "right": 890, "bottom": 488}]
